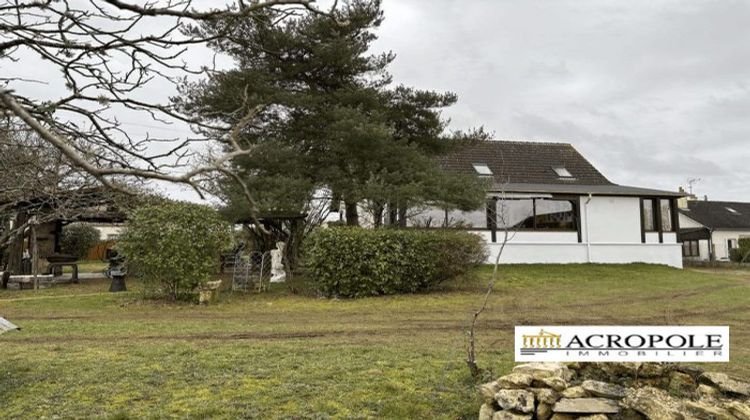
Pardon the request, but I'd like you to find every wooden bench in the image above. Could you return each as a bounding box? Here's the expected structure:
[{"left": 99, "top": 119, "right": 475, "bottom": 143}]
[
  {"left": 46, "top": 262, "right": 79, "bottom": 282},
  {"left": 7, "top": 274, "right": 54, "bottom": 290}
]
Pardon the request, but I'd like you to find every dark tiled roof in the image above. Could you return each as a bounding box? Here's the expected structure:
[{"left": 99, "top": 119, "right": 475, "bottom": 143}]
[
  {"left": 439, "top": 140, "right": 683, "bottom": 197},
  {"left": 679, "top": 201, "right": 750, "bottom": 230},
  {"left": 439, "top": 140, "right": 613, "bottom": 185}
]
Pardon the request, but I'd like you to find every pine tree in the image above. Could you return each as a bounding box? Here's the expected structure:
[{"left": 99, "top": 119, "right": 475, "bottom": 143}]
[{"left": 177, "top": 0, "right": 486, "bottom": 230}]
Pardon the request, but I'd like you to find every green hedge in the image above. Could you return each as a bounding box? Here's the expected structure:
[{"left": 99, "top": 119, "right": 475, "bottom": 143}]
[
  {"left": 304, "top": 228, "right": 487, "bottom": 298},
  {"left": 729, "top": 238, "right": 750, "bottom": 263}
]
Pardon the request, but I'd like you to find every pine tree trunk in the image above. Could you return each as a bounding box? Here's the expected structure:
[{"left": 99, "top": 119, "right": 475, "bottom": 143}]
[
  {"left": 373, "top": 202, "right": 384, "bottom": 228},
  {"left": 345, "top": 201, "right": 359, "bottom": 226},
  {"left": 398, "top": 205, "right": 407, "bottom": 228},
  {"left": 284, "top": 219, "right": 305, "bottom": 270},
  {"left": 387, "top": 202, "right": 398, "bottom": 227}
]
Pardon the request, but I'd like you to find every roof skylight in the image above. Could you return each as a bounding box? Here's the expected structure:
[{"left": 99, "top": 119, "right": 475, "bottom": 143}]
[
  {"left": 472, "top": 163, "right": 493, "bottom": 176},
  {"left": 553, "top": 166, "right": 573, "bottom": 178}
]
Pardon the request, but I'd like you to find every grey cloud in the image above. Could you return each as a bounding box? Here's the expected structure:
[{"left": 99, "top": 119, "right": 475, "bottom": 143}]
[
  {"left": 7, "top": 1, "right": 748, "bottom": 202},
  {"left": 375, "top": 0, "right": 750, "bottom": 201}
]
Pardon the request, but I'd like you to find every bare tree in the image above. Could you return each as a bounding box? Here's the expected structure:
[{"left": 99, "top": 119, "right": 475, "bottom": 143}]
[
  {"left": 0, "top": 0, "right": 330, "bottom": 207},
  {"left": 0, "top": 118, "right": 135, "bottom": 274},
  {"left": 465, "top": 193, "right": 522, "bottom": 379}
]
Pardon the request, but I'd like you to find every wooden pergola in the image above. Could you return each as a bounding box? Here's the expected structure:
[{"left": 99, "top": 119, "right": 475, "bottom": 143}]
[{"left": 2, "top": 188, "right": 127, "bottom": 275}]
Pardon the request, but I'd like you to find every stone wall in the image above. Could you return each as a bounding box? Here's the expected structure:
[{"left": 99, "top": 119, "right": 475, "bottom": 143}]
[{"left": 478, "top": 362, "right": 750, "bottom": 419}]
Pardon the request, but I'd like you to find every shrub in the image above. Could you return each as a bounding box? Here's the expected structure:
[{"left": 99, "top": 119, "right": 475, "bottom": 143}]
[
  {"left": 60, "top": 223, "right": 100, "bottom": 259},
  {"left": 729, "top": 238, "right": 750, "bottom": 263},
  {"left": 119, "top": 202, "right": 231, "bottom": 300},
  {"left": 304, "top": 228, "right": 487, "bottom": 298},
  {"left": 429, "top": 229, "right": 489, "bottom": 282}
]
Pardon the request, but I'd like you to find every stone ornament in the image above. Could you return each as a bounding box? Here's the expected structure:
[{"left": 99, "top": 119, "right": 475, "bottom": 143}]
[{"left": 270, "top": 241, "right": 287, "bottom": 283}]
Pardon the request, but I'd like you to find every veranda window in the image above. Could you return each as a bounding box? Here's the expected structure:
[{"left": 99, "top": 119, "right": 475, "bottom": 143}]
[
  {"left": 642, "top": 199, "right": 655, "bottom": 231},
  {"left": 640, "top": 197, "right": 678, "bottom": 243},
  {"left": 660, "top": 199, "right": 673, "bottom": 231},
  {"left": 493, "top": 198, "right": 577, "bottom": 231}
]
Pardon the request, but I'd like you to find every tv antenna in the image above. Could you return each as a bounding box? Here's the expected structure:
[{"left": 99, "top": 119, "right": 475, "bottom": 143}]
[{"left": 686, "top": 177, "right": 702, "bottom": 195}]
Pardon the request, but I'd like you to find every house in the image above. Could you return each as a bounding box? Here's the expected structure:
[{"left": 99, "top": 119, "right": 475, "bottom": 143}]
[
  {"left": 678, "top": 199, "right": 750, "bottom": 261},
  {"left": 413, "top": 140, "right": 685, "bottom": 267}
]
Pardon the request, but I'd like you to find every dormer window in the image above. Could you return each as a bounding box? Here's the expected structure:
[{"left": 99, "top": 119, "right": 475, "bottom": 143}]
[
  {"left": 726, "top": 207, "right": 740, "bottom": 214},
  {"left": 472, "top": 163, "right": 493, "bottom": 176},
  {"left": 552, "top": 166, "right": 573, "bottom": 178}
]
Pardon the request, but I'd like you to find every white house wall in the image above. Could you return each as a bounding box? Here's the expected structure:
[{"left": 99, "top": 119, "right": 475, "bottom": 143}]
[
  {"left": 583, "top": 196, "right": 642, "bottom": 243},
  {"left": 678, "top": 213, "right": 704, "bottom": 229},
  {"left": 711, "top": 230, "right": 750, "bottom": 260},
  {"left": 484, "top": 241, "right": 683, "bottom": 268}
]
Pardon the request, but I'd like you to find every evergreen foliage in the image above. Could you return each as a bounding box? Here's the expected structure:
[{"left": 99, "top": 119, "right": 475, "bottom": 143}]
[
  {"left": 60, "top": 224, "right": 100, "bottom": 259},
  {"left": 304, "top": 227, "right": 487, "bottom": 298},
  {"left": 729, "top": 238, "right": 750, "bottom": 263},
  {"left": 119, "top": 202, "right": 231, "bottom": 301},
  {"left": 176, "top": 0, "right": 488, "bottom": 228}
]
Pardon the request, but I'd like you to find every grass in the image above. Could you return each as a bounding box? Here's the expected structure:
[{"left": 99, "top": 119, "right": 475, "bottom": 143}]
[
  {"left": 0, "top": 264, "right": 748, "bottom": 419},
  {"left": 62, "top": 259, "right": 109, "bottom": 274}
]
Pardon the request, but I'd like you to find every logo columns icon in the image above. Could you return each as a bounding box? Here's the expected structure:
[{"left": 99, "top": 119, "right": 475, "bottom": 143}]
[{"left": 523, "top": 329, "right": 561, "bottom": 348}]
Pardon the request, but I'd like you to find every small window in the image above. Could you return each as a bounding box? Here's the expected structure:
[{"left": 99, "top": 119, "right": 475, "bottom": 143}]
[
  {"left": 472, "top": 163, "right": 493, "bottom": 176},
  {"left": 642, "top": 199, "right": 655, "bottom": 231},
  {"left": 726, "top": 207, "right": 740, "bottom": 214},
  {"left": 660, "top": 199, "right": 673, "bottom": 232},
  {"left": 682, "top": 240, "right": 700, "bottom": 257},
  {"left": 552, "top": 166, "right": 573, "bottom": 178}
]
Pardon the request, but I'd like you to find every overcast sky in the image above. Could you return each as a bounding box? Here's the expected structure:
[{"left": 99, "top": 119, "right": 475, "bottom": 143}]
[
  {"left": 7, "top": 0, "right": 749, "bottom": 202},
  {"left": 373, "top": 0, "right": 750, "bottom": 201}
]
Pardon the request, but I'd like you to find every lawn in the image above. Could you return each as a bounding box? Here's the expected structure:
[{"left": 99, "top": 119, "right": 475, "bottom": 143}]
[
  {"left": 1, "top": 264, "right": 748, "bottom": 419},
  {"left": 62, "top": 259, "right": 109, "bottom": 274}
]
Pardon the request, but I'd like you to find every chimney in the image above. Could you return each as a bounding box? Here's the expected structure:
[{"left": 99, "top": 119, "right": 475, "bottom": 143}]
[
  {"left": 677, "top": 186, "right": 698, "bottom": 209},
  {"left": 704, "top": 195, "right": 708, "bottom": 201}
]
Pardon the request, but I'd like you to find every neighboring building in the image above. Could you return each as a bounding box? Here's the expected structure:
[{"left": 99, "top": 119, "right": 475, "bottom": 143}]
[
  {"left": 413, "top": 140, "right": 685, "bottom": 267},
  {"left": 87, "top": 223, "right": 124, "bottom": 241},
  {"left": 678, "top": 200, "right": 750, "bottom": 261}
]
